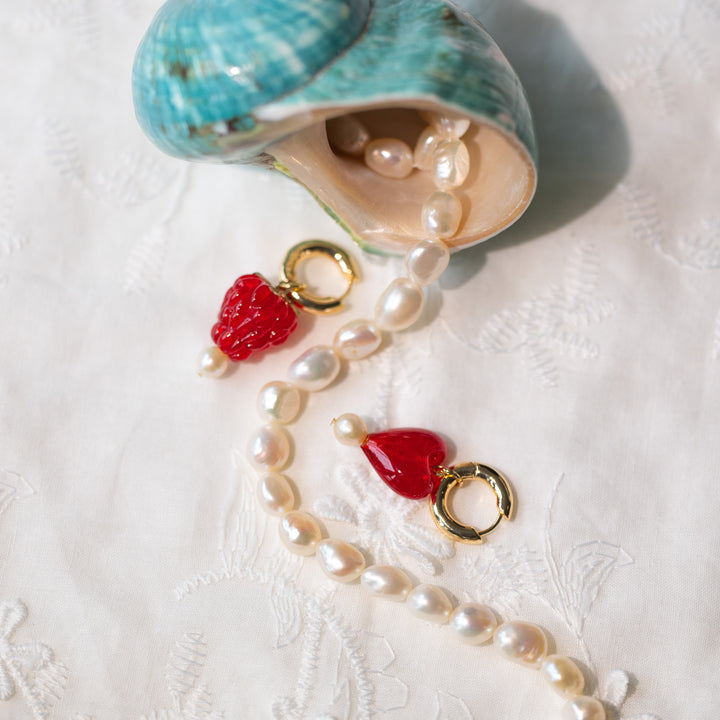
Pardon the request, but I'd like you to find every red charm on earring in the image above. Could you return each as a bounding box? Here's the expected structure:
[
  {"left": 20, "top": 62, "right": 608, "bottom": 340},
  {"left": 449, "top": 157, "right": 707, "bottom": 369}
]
[
  {"left": 212, "top": 273, "right": 297, "bottom": 361},
  {"left": 198, "top": 241, "right": 356, "bottom": 378},
  {"left": 361, "top": 428, "right": 447, "bottom": 500},
  {"left": 332, "top": 413, "right": 514, "bottom": 544}
]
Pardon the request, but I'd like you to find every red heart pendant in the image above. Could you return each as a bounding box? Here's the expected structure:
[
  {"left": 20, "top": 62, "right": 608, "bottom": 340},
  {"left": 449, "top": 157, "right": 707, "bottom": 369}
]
[
  {"left": 361, "top": 428, "right": 447, "bottom": 499},
  {"left": 211, "top": 273, "right": 298, "bottom": 361}
]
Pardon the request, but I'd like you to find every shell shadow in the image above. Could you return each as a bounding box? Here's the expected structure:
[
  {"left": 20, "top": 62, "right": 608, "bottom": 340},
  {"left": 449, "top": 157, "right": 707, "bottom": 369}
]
[{"left": 442, "top": 0, "right": 630, "bottom": 288}]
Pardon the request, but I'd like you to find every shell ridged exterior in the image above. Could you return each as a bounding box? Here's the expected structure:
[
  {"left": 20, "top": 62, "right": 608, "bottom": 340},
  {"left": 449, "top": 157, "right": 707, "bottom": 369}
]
[
  {"left": 133, "top": 0, "right": 371, "bottom": 160},
  {"left": 133, "top": 0, "right": 536, "bottom": 167}
]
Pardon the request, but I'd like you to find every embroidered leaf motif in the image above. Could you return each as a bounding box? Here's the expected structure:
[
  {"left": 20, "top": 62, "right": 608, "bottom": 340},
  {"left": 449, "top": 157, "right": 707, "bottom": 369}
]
[
  {"left": 313, "top": 496, "right": 356, "bottom": 524},
  {"left": 555, "top": 541, "right": 633, "bottom": 636},
  {"left": 42, "top": 118, "right": 84, "bottom": 183},
  {"left": 123, "top": 168, "right": 188, "bottom": 295},
  {"left": 362, "top": 633, "right": 408, "bottom": 713},
  {"left": 166, "top": 633, "right": 208, "bottom": 701},
  {"left": 602, "top": 668, "right": 631, "bottom": 708},
  {"left": 712, "top": 308, "right": 720, "bottom": 360},
  {"left": 434, "top": 690, "right": 473, "bottom": 720},
  {"left": 221, "top": 452, "right": 263, "bottom": 575},
  {"left": 0, "top": 174, "right": 29, "bottom": 259},
  {"left": 269, "top": 575, "right": 303, "bottom": 649},
  {"left": 461, "top": 546, "right": 547, "bottom": 616}
]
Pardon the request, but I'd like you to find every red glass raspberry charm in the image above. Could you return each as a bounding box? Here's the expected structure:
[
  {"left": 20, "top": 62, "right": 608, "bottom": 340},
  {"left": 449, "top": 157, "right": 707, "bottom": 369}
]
[
  {"left": 361, "top": 428, "right": 447, "bottom": 499},
  {"left": 211, "top": 273, "right": 298, "bottom": 361}
]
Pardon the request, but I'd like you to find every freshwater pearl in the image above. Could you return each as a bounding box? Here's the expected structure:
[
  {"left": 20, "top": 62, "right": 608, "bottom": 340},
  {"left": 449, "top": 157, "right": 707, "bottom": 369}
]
[
  {"left": 279, "top": 510, "right": 322, "bottom": 556},
  {"left": 413, "top": 125, "right": 444, "bottom": 171},
  {"left": 406, "top": 584, "right": 454, "bottom": 624},
  {"left": 419, "top": 110, "right": 471, "bottom": 138},
  {"left": 256, "top": 472, "right": 295, "bottom": 515},
  {"left": 433, "top": 138, "right": 470, "bottom": 189},
  {"left": 361, "top": 565, "right": 412, "bottom": 601},
  {"left": 406, "top": 238, "right": 450, "bottom": 286},
  {"left": 333, "top": 319, "right": 383, "bottom": 360},
  {"left": 247, "top": 424, "right": 290, "bottom": 471},
  {"left": 197, "top": 346, "right": 229, "bottom": 378},
  {"left": 257, "top": 381, "right": 301, "bottom": 424},
  {"left": 374, "top": 278, "right": 425, "bottom": 331},
  {"left": 288, "top": 346, "right": 340, "bottom": 392},
  {"left": 494, "top": 621, "right": 548, "bottom": 667},
  {"left": 421, "top": 191, "right": 462, "bottom": 239},
  {"left": 333, "top": 413, "right": 368, "bottom": 446},
  {"left": 364, "top": 138, "right": 414, "bottom": 179},
  {"left": 327, "top": 115, "right": 370, "bottom": 157},
  {"left": 316, "top": 539, "right": 366, "bottom": 582},
  {"left": 561, "top": 696, "right": 606, "bottom": 720},
  {"left": 541, "top": 655, "right": 585, "bottom": 698},
  {"left": 449, "top": 603, "right": 497, "bottom": 645}
]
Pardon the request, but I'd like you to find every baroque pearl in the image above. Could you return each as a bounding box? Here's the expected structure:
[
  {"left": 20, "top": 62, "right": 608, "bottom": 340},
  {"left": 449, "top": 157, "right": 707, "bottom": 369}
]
[
  {"left": 361, "top": 565, "right": 412, "bottom": 601},
  {"left": 288, "top": 345, "right": 340, "bottom": 391},
  {"left": 561, "top": 696, "right": 606, "bottom": 720},
  {"left": 257, "top": 381, "right": 301, "bottom": 424},
  {"left": 364, "top": 138, "right": 414, "bottom": 179},
  {"left": 406, "top": 238, "right": 450, "bottom": 286},
  {"left": 333, "top": 319, "right": 383, "bottom": 360},
  {"left": 406, "top": 583, "right": 454, "bottom": 624},
  {"left": 327, "top": 115, "right": 370, "bottom": 157},
  {"left": 541, "top": 655, "right": 585, "bottom": 698},
  {"left": 279, "top": 510, "right": 322, "bottom": 556},
  {"left": 256, "top": 472, "right": 295, "bottom": 515},
  {"left": 333, "top": 413, "right": 367, "bottom": 446},
  {"left": 413, "top": 125, "right": 444, "bottom": 171},
  {"left": 494, "top": 621, "right": 548, "bottom": 667},
  {"left": 449, "top": 603, "right": 497, "bottom": 645},
  {"left": 316, "top": 539, "right": 366, "bottom": 582},
  {"left": 197, "top": 346, "right": 229, "bottom": 378},
  {"left": 433, "top": 138, "right": 470, "bottom": 189},
  {"left": 421, "top": 191, "right": 462, "bottom": 239},
  {"left": 247, "top": 424, "right": 290, "bottom": 471},
  {"left": 419, "top": 110, "right": 471, "bottom": 138},
  {"left": 374, "top": 278, "right": 424, "bottom": 331}
]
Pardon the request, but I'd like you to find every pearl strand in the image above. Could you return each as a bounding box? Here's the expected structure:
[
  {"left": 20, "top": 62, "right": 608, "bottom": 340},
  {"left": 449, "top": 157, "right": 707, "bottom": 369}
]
[{"left": 244, "top": 115, "right": 606, "bottom": 719}]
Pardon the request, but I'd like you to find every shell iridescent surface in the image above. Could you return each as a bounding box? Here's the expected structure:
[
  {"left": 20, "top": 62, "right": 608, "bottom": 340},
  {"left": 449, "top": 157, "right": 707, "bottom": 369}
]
[{"left": 133, "top": 0, "right": 538, "bottom": 253}]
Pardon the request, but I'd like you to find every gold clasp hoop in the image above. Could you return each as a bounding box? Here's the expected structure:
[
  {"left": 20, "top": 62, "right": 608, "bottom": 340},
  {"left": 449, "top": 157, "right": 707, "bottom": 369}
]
[
  {"left": 431, "top": 462, "right": 514, "bottom": 544},
  {"left": 278, "top": 240, "right": 357, "bottom": 315}
]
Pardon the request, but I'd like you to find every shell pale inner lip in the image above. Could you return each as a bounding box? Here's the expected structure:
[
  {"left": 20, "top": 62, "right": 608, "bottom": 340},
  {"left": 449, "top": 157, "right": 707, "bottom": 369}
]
[{"left": 267, "top": 106, "right": 536, "bottom": 255}]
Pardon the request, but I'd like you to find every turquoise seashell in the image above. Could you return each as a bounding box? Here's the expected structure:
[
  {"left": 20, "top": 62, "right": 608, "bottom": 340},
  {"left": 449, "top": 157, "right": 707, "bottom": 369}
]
[{"left": 133, "top": 0, "right": 538, "bottom": 254}]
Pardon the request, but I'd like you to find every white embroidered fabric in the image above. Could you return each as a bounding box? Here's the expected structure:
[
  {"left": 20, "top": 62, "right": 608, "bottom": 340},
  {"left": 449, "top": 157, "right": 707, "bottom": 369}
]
[{"left": 0, "top": 0, "right": 717, "bottom": 718}]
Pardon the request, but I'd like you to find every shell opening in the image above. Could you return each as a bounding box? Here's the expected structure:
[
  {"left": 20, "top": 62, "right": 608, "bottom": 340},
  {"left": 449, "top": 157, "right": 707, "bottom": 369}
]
[{"left": 267, "top": 106, "right": 536, "bottom": 254}]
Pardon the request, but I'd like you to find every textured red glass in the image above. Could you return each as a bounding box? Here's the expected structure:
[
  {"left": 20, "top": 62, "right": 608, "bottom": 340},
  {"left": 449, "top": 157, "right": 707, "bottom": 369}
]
[
  {"left": 211, "top": 273, "right": 298, "bottom": 361},
  {"left": 361, "top": 428, "right": 447, "bottom": 499}
]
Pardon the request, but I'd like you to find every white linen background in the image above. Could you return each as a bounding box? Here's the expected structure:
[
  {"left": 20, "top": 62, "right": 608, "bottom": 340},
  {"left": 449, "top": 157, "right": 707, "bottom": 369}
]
[{"left": 0, "top": 0, "right": 717, "bottom": 718}]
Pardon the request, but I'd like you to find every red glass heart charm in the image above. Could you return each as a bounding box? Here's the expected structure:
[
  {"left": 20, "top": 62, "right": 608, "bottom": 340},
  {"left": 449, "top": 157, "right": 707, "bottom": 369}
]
[
  {"left": 211, "top": 273, "right": 298, "bottom": 361},
  {"left": 361, "top": 428, "right": 447, "bottom": 499}
]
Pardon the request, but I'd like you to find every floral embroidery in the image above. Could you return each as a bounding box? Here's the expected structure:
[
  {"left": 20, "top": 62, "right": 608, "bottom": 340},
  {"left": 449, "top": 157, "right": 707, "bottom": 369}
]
[
  {"left": 313, "top": 462, "right": 454, "bottom": 576},
  {"left": 439, "top": 242, "right": 614, "bottom": 388},
  {"left": 606, "top": 0, "right": 720, "bottom": 113},
  {"left": 0, "top": 599, "right": 68, "bottom": 719},
  {"left": 174, "top": 453, "right": 409, "bottom": 718},
  {"left": 620, "top": 182, "right": 720, "bottom": 270}
]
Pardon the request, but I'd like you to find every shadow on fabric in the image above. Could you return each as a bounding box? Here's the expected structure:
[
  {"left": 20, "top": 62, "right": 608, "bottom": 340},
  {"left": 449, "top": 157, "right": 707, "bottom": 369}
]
[{"left": 442, "top": 0, "right": 631, "bottom": 288}]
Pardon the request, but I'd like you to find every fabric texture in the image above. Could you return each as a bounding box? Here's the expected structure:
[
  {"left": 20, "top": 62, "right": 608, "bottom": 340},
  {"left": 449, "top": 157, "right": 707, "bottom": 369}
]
[{"left": 0, "top": 1, "right": 718, "bottom": 718}]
